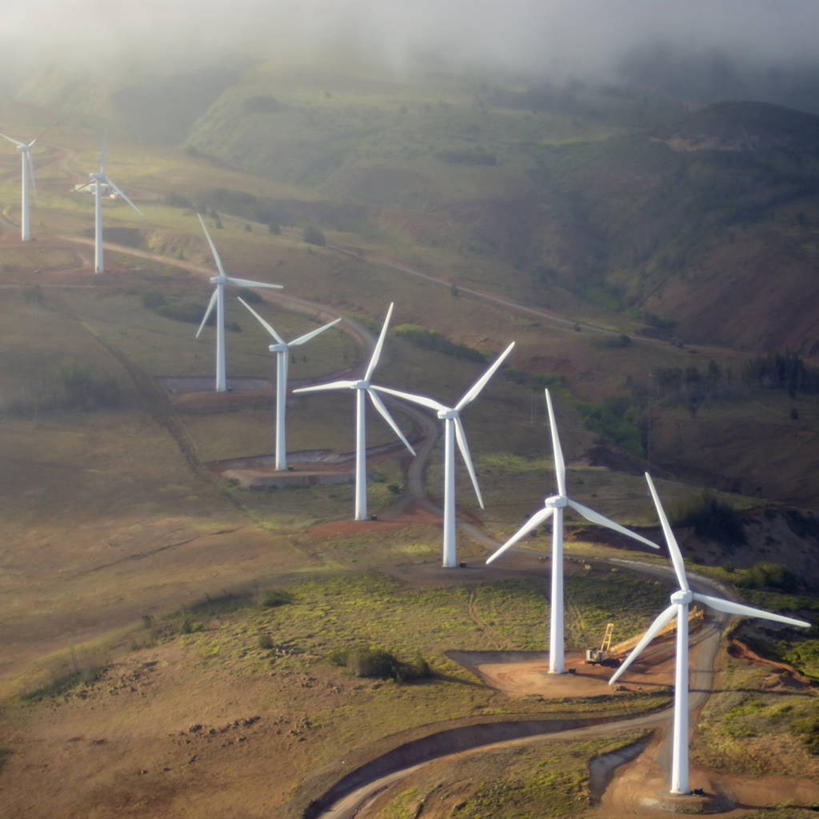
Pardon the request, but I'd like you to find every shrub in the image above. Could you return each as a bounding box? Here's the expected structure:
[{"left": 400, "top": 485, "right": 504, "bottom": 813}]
[
  {"left": 736, "top": 561, "right": 799, "bottom": 593},
  {"left": 330, "top": 646, "right": 434, "bottom": 683},
  {"left": 142, "top": 291, "right": 166, "bottom": 309},
  {"left": 674, "top": 493, "right": 746, "bottom": 549},
  {"left": 303, "top": 225, "right": 326, "bottom": 246},
  {"left": 262, "top": 589, "right": 293, "bottom": 608},
  {"left": 580, "top": 396, "right": 643, "bottom": 457},
  {"left": 44, "top": 361, "right": 121, "bottom": 411},
  {"left": 393, "top": 324, "right": 486, "bottom": 363},
  {"left": 165, "top": 192, "right": 194, "bottom": 209},
  {"left": 258, "top": 633, "right": 274, "bottom": 650},
  {"left": 791, "top": 713, "right": 819, "bottom": 754}
]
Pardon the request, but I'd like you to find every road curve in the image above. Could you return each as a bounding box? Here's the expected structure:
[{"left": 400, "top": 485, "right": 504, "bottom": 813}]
[{"left": 312, "top": 559, "right": 731, "bottom": 818}]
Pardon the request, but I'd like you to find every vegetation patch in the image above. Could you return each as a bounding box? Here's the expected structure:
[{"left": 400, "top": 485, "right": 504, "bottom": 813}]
[
  {"left": 393, "top": 324, "right": 487, "bottom": 363},
  {"left": 373, "top": 732, "right": 649, "bottom": 818},
  {"left": 21, "top": 662, "right": 107, "bottom": 703},
  {"left": 329, "top": 645, "right": 434, "bottom": 683},
  {"left": 674, "top": 492, "right": 746, "bottom": 549},
  {"left": 262, "top": 589, "right": 293, "bottom": 608},
  {"left": 580, "top": 396, "right": 644, "bottom": 457}
]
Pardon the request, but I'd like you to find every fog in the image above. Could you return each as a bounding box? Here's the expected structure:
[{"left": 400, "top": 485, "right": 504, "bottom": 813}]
[{"left": 2, "top": 0, "right": 817, "bottom": 72}]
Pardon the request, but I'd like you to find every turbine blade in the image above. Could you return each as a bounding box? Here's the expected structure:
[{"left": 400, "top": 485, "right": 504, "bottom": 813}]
[
  {"left": 100, "top": 128, "right": 107, "bottom": 173},
  {"left": 693, "top": 593, "right": 810, "bottom": 628},
  {"left": 237, "top": 296, "right": 285, "bottom": 343},
  {"left": 364, "top": 302, "right": 394, "bottom": 381},
  {"left": 371, "top": 385, "right": 448, "bottom": 414},
  {"left": 197, "top": 212, "right": 227, "bottom": 278},
  {"left": 0, "top": 132, "right": 25, "bottom": 148},
  {"left": 289, "top": 317, "right": 341, "bottom": 347},
  {"left": 545, "top": 389, "right": 566, "bottom": 496},
  {"left": 195, "top": 289, "right": 218, "bottom": 338},
  {"left": 293, "top": 380, "right": 356, "bottom": 395},
  {"left": 567, "top": 499, "right": 659, "bottom": 549},
  {"left": 225, "top": 276, "right": 283, "bottom": 290},
  {"left": 454, "top": 415, "right": 484, "bottom": 508},
  {"left": 608, "top": 603, "right": 678, "bottom": 686},
  {"left": 645, "top": 473, "right": 688, "bottom": 591},
  {"left": 367, "top": 388, "right": 415, "bottom": 456},
  {"left": 103, "top": 175, "right": 142, "bottom": 215},
  {"left": 486, "top": 505, "right": 555, "bottom": 564},
  {"left": 455, "top": 341, "right": 515, "bottom": 411}
]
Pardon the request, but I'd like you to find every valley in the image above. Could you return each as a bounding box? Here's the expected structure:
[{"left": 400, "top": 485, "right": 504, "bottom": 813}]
[{"left": 0, "top": 57, "right": 817, "bottom": 818}]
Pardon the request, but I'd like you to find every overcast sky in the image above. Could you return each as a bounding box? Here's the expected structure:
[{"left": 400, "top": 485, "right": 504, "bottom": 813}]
[{"left": 3, "top": 0, "right": 819, "bottom": 78}]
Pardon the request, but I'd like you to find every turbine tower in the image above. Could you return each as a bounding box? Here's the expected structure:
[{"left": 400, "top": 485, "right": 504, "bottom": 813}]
[
  {"left": 238, "top": 296, "right": 341, "bottom": 470},
  {"left": 486, "top": 388, "right": 659, "bottom": 673},
  {"left": 195, "top": 214, "right": 283, "bottom": 393},
  {"left": 293, "top": 302, "right": 415, "bottom": 521},
  {"left": 0, "top": 131, "right": 38, "bottom": 241},
  {"left": 374, "top": 342, "right": 515, "bottom": 567},
  {"left": 84, "top": 134, "right": 142, "bottom": 273},
  {"left": 609, "top": 473, "right": 809, "bottom": 795}
]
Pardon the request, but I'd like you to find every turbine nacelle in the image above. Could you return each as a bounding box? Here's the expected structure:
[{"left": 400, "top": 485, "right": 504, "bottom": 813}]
[
  {"left": 355, "top": 379, "right": 371, "bottom": 390},
  {"left": 671, "top": 589, "right": 693, "bottom": 605},
  {"left": 438, "top": 407, "right": 459, "bottom": 420},
  {"left": 547, "top": 494, "right": 568, "bottom": 508},
  {"left": 268, "top": 343, "right": 289, "bottom": 353}
]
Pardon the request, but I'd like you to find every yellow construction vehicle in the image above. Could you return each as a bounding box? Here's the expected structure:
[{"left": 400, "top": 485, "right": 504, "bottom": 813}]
[
  {"left": 585, "top": 622, "right": 620, "bottom": 666},
  {"left": 587, "top": 607, "right": 705, "bottom": 666}
]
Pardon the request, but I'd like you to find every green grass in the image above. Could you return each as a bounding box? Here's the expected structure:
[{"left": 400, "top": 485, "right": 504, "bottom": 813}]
[
  {"left": 372, "top": 731, "right": 650, "bottom": 818},
  {"left": 692, "top": 651, "right": 819, "bottom": 776}
]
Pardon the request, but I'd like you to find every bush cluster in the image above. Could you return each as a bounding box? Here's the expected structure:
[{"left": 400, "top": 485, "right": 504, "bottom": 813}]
[
  {"left": 329, "top": 646, "right": 433, "bottom": 684},
  {"left": 393, "top": 324, "right": 486, "bottom": 363},
  {"left": 674, "top": 493, "right": 746, "bottom": 549}
]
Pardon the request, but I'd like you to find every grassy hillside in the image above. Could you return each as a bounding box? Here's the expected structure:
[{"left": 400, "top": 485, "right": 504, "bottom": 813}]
[
  {"left": 12, "top": 59, "right": 818, "bottom": 355},
  {"left": 0, "top": 68, "right": 817, "bottom": 815}
]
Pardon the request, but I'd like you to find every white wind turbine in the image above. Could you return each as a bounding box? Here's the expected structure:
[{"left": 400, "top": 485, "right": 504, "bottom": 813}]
[
  {"left": 238, "top": 296, "right": 341, "bottom": 470},
  {"left": 84, "top": 135, "right": 142, "bottom": 273},
  {"left": 609, "top": 472, "right": 810, "bottom": 795},
  {"left": 293, "top": 302, "right": 415, "bottom": 520},
  {"left": 0, "top": 131, "right": 38, "bottom": 241},
  {"left": 486, "top": 388, "right": 659, "bottom": 673},
  {"left": 195, "top": 214, "right": 284, "bottom": 393},
  {"left": 374, "top": 342, "right": 515, "bottom": 567}
]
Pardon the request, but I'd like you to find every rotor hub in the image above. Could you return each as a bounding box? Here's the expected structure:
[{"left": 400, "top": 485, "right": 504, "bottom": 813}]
[
  {"left": 438, "top": 408, "right": 458, "bottom": 420},
  {"left": 549, "top": 495, "right": 568, "bottom": 508},
  {"left": 269, "top": 344, "right": 288, "bottom": 353},
  {"left": 670, "top": 589, "right": 693, "bottom": 605},
  {"left": 355, "top": 380, "right": 369, "bottom": 390}
]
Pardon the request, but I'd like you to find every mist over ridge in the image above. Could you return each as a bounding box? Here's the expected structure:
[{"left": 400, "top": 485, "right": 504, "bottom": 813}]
[{"left": 2, "top": 0, "right": 819, "bottom": 114}]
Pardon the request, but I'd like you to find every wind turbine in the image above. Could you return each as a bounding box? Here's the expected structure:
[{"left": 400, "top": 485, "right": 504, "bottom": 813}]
[
  {"left": 293, "top": 302, "right": 415, "bottom": 521},
  {"left": 237, "top": 296, "right": 341, "bottom": 470},
  {"left": 486, "top": 388, "right": 659, "bottom": 673},
  {"left": 78, "top": 134, "right": 143, "bottom": 273},
  {"left": 0, "top": 131, "right": 38, "bottom": 241},
  {"left": 195, "top": 214, "right": 284, "bottom": 393},
  {"left": 374, "top": 342, "right": 515, "bottom": 567},
  {"left": 609, "top": 472, "right": 810, "bottom": 795}
]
